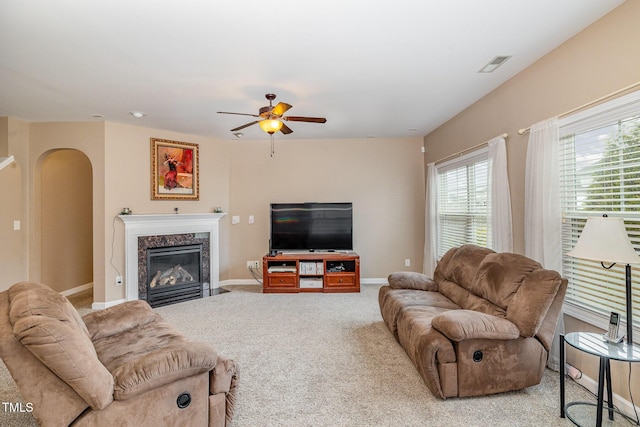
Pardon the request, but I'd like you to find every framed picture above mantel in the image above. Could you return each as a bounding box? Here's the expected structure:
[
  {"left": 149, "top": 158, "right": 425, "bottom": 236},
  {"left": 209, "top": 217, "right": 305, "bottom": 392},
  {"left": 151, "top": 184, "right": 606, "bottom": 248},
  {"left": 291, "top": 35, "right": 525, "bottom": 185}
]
[{"left": 151, "top": 137, "right": 199, "bottom": 200}]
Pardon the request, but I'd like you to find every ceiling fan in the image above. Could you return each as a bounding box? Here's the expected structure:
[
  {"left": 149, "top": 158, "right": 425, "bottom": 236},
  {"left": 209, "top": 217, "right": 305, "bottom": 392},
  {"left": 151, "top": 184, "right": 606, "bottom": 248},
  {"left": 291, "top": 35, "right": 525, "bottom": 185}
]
[{"left": 217, "top": 93, "right": 327, "bottom": 136}]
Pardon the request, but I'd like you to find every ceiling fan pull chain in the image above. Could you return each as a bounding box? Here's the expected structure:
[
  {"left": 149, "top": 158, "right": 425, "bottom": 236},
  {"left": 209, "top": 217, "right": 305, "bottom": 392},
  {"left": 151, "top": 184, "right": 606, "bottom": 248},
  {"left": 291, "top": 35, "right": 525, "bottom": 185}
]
[{"left": 270, "top": 134, "right": 275, "bottom": 157}]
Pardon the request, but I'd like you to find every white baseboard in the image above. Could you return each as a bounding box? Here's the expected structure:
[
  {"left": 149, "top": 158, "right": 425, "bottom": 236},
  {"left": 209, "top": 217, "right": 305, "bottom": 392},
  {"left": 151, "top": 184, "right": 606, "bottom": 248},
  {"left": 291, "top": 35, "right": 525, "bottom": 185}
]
[
  {"left": 219, "top": 278, "right": 389, "bottom": 287},
  {"left": 572, "top": 371, "right": 640, "bottom": 420},
  {"left": 57, "top": 282, "right": 125, "bottom": 309},
  {"left": 220, "top": 279, "right": 261, "bottom": 286},
  {"left": 92, "top": 299, "right": 126, "bottom": 310},
  {"left": 60, "top": 282, "right": 93, "bottom": 297},
  {"left": 361, "top": 278, "right": 388, "bottom": 285},
  {"left": 92, "top": 278, "right": 389, "bottom": 308}
]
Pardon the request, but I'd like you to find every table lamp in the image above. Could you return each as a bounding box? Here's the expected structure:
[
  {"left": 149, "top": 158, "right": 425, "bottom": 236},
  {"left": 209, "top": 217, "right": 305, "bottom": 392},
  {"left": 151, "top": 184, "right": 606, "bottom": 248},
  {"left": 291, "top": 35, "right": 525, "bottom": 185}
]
[{"left": 567, "top": 215, "right": 639, "bottom": 345}]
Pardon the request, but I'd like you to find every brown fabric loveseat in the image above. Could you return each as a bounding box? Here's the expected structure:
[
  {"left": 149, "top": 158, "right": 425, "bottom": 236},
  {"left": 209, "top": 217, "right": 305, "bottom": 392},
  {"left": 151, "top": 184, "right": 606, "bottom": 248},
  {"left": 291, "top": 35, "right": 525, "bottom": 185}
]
[
  {"left": 379, "top": 244, "right": 567, "bottom": 399},
  {"left": 0, "top": 282, "right": 238, "bottom": 427}
]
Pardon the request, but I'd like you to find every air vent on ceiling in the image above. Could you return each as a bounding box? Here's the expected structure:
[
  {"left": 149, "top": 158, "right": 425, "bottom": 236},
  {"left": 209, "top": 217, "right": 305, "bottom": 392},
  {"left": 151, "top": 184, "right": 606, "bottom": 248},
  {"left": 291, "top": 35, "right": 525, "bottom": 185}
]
[{"left": 478, "top": 56, "right": 512, "bottom": 73}]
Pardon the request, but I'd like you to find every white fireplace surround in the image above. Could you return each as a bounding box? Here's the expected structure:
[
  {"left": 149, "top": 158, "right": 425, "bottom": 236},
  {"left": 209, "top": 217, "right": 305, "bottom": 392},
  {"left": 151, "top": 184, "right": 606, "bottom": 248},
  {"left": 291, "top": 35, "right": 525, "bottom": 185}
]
[{"left": 119, "top": 213, "right": 225, "bottom": 301}]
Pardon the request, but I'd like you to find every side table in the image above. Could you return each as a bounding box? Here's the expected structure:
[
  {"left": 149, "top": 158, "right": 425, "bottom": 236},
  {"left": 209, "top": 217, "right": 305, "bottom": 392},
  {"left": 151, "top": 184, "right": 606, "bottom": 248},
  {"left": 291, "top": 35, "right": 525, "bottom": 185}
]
[{"left": 560, "top": 332, "right": 640, "bottom": 427}]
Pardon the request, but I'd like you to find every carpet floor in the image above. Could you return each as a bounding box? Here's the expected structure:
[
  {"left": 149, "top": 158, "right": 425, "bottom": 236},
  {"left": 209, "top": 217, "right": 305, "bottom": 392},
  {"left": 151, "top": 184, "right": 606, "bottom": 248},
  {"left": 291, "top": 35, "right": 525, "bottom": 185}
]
[{"left": 0, "top": 284, "right": 618, "bottom": 426}]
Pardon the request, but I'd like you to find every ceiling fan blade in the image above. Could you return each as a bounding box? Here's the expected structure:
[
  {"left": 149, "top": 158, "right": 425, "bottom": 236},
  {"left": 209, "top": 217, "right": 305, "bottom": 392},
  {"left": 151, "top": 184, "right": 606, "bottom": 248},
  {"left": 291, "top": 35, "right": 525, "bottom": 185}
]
[
  {"left": 271, "top": 102, "right": 292, "bottom": 117},
  {"left": 280, "top": 123, "right": 293, "bottom": 134},
  {"left": 230, "top": 121, "right": 260, "bottom": 131},
  {"left": 217, "top": 111, "right": 260, "bottom": 118},
  {"left": 283, "top": 116, "right": 327, "bottom": 123}
]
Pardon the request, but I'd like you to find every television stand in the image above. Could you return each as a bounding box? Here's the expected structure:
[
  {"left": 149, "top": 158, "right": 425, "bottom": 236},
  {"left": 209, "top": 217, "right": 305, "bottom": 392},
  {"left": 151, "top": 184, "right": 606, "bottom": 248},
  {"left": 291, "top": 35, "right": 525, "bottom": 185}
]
[{"left": 262, "top": 252, "right": 360, "bottom": 293}]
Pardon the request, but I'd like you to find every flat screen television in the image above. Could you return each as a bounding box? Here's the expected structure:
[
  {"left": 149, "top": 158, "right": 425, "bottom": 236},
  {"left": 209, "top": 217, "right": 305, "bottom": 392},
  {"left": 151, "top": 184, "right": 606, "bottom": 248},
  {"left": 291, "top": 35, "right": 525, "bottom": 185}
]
[{"left": 270, "top": 202, "right": 353, "bottom": 252}]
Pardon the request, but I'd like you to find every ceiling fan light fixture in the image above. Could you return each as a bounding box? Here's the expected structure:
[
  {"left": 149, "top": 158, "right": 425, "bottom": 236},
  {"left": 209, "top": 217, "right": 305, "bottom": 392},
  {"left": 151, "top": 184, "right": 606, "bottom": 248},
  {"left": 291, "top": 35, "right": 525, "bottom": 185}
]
[{"left": 259, "top": 119, "right": 283, "bottom": 134}]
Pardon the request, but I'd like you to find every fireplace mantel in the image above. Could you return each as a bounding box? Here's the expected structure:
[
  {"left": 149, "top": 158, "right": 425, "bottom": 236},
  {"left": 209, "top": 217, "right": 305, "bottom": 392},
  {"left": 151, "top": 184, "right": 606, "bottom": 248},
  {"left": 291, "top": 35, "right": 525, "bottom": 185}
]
[{"left": 119, "top": 213, "right": 225, "bottom": 301}]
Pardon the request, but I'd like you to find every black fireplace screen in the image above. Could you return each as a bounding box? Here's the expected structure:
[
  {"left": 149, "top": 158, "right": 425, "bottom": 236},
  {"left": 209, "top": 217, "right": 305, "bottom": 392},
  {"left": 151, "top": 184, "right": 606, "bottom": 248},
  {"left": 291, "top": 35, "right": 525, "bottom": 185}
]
[{"left": 146, "top": 244, "right": 203, "bottom": 307}]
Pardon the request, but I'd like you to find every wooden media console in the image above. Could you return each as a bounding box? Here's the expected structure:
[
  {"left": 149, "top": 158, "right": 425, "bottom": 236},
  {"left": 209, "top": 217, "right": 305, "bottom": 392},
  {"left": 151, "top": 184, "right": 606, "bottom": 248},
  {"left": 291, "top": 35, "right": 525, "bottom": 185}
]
[{"left": 262, "top": 252, "right": 360, "bottom": 293}]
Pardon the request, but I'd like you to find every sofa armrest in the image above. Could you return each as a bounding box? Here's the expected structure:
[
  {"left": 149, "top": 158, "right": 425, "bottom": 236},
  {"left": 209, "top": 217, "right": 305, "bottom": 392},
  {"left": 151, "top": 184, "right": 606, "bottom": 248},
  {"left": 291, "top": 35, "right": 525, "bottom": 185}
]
[
  {"left": 210, "top": 356, "right": 239, "bottom": 426},
  {"left": 112, "top": 342, "right": 217, "bottom": 401},
  {"left": 210, "top": 356, "right": 238, "bottom": 395},
  {"left": 82, "top": 300, "right": 158, "bottom": 340},
  {"left": 387, "top": 272, "right": 438, "bottom": 291},
  {"left": 432, "top": 310, "right": 520, "bottom": 342}
]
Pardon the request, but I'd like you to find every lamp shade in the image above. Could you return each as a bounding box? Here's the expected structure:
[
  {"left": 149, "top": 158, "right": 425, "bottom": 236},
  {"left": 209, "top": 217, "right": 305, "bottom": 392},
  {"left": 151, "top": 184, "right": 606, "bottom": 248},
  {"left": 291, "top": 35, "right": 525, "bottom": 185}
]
[
  {"left": 567, "top": 216, "right": 640, "bottom": 264},
  {"left": 259, "top": 119, "right": 283, "bottom": 134}
]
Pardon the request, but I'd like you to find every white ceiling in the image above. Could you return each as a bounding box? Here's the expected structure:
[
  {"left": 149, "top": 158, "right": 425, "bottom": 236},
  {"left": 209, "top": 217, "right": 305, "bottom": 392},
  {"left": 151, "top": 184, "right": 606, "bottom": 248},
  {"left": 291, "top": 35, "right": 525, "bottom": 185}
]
[{"left": 0, "top": 1, "right": 625, "bottom": 141}]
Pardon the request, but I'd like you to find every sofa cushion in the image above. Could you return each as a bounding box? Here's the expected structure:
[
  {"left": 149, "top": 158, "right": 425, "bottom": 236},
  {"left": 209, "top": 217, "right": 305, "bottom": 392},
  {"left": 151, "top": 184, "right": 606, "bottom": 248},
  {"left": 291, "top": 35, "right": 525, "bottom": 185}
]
[
  {"left": 506, "top": 268, "right": 562, "bottom": 337},
  {"left": 92, "top": 314, "right": 217, "bottom": 401},
  {"left": 8, "top": 282, "right": 114, "bottom": 410},
  {"left": 388, "top": 272, "right": 438, "bottom": 291},
  {"left": 436, "top": 245, "right": 494, "bottom": 292},
  {"left": 82, "top": 299, "right": 158, "bottom": 341},
  {"left": 469, "top": 252, "right": 542, "bottom": 310},
  {"left": 431, "top": 310, "right": 520, "bottom": 342},
  {"left": 379, "top": 287, "right": 459, "bottom": 338}
]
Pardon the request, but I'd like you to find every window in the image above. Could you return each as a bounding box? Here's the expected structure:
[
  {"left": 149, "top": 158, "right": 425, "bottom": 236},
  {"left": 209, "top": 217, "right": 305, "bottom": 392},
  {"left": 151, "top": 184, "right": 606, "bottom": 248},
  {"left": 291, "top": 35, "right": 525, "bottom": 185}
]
[
  {"left": 436, "top": 148, "right": 490, "bottom": 258},
  {"left": 559, "top": 91, "right": 640, "bottom": 331}
]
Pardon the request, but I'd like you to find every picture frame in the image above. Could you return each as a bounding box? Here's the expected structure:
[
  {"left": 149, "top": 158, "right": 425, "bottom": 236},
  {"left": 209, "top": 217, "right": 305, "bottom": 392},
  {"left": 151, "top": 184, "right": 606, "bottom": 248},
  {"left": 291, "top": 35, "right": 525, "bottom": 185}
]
[{"left": 151, "top": 138, "right": 199, "bottom": 200}]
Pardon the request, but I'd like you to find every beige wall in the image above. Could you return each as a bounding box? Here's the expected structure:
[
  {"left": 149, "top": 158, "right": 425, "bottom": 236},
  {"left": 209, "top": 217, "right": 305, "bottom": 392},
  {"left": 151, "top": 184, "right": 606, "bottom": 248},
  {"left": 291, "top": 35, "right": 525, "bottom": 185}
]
[
  {"left": 228, "top": 137, "right": 425, "bottom": 280},
  {"left": 0, "top": 118, "right": 24, "bottom": 291},
  {"left": 0, "top": 117, "right": 7, "bottom": 156},
  {"left": 28, "top": 122, "right": 106, "bottom": 301},
  {"left": 423, "top": 0, "right": 640, "bottom": 406},
  {"left": 0, "top": 159, "right": 22, "bottom": 291},
  {"left": 103, "top": 122, "right": 231, "bottom": 302},
  {"left": 40, "top": 149, "right": 93, "bottom": 292},
  {"left": 1, "top": 118, "right": 30, "bottom": 288},
  {"left": 4, "top": 118, "right": 424, "bottom": 301},
  {"left": 424, "top": 1, "right": 640, "bottom": 255}
]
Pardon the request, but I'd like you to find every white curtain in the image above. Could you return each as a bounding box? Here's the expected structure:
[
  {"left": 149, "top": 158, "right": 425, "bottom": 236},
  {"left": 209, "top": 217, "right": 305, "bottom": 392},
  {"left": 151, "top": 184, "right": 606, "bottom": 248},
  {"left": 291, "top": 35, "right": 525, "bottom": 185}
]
[
  {"left": 524, "top": 117, "right": 563, "bottom": 371},
  {"left": 525, "top": 118, "right": 561, "bottom": 271},
  {"left": 423, "top": 162, "right": 438, "bottom": 276},
  {"left": 488, "top": 136, "right": 513, "bottom": 253}
]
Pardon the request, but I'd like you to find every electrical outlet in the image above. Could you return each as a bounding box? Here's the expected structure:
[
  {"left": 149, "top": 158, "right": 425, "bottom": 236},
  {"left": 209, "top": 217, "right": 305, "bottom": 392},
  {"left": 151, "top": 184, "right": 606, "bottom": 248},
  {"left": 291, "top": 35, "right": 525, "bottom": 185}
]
[
  {"left": 405, "top": 259, "right": 411, "bottom": 267},
  {"left": 115, "top": 276, "right": 123, "bottom": 285},
  {"left": 246, "top": 260, "right": 260, "bottom": 269}
]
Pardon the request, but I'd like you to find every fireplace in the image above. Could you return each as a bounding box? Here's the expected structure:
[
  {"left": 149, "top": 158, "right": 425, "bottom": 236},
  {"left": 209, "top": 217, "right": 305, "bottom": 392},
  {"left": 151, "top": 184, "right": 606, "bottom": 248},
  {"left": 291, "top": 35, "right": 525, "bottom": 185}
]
[
  {"left": 146, "top": 244, "right": 203, "bottom": 307},
  {"left": 137, "top": 233, "right": 210, "bottom": 304},
  {"left": 118, "top": 213, "right": 225, "bottom": 304}
]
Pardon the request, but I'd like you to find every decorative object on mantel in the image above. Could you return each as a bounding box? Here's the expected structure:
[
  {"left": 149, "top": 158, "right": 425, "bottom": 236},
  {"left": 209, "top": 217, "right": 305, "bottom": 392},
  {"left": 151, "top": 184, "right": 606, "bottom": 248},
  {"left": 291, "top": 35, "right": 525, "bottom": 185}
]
[
  {"left": 213, "top": 207, "right": 223, "bottom": 213},
  {"left": 150, "top": 137, "right": 199, "bottom": 200},
  {"left": 121, "top": 207, "right": 132, "bottom": 215}
]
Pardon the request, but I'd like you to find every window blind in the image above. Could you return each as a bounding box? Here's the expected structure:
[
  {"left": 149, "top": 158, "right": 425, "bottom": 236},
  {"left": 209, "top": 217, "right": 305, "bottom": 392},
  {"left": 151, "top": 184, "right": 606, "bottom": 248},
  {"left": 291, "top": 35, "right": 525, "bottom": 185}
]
[
  {"left": 559, "top": 91, "right": 640, "bottom": 332},
  {"left": 436, "top": 149, "right": 490, "bottom": 258}
]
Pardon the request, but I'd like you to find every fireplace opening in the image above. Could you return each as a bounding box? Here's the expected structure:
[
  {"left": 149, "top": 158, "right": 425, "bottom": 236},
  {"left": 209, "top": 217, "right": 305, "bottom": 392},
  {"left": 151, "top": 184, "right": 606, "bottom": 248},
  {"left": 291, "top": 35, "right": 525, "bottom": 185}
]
[{"left": 146, "top": 244, "right": 203, "bottom": 307}]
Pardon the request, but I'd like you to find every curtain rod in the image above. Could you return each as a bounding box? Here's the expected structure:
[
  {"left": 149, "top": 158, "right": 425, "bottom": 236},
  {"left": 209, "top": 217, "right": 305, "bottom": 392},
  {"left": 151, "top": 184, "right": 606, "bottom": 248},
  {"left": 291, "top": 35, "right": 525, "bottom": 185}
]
[
  {"left": 517, "top": 80, "right": 640, "bottom": 135},
  {"left": 434, "top": 133, "right": 508, "bottom": 166}
]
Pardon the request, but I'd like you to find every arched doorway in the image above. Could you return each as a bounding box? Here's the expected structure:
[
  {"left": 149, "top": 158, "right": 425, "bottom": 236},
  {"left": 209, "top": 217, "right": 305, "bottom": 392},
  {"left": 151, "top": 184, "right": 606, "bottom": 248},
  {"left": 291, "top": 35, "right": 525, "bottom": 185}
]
[{"left": 40, "top": 149, "right": 93, "bottom": 294}]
